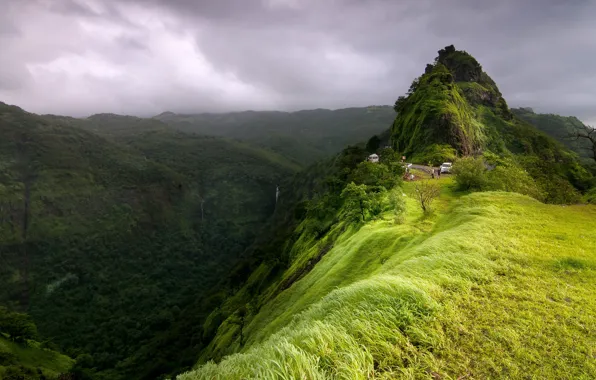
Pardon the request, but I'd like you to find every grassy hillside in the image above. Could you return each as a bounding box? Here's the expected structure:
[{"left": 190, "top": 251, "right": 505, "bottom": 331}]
[
  {"left": 181, "top": 178, "right": 596, "bottom": 379},
  {"left": 153, "top": 106, "right": 396, "bottom": 165},
  {"left": 0, "top": 102, "right": 299, "bottom": 379},
  {"left": 0, "top": 336, "right": 73, "bottom": 379}
]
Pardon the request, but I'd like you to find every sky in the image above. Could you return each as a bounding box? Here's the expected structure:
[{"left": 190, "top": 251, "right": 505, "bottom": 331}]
[{"left": 1, "top": 0, "right": 595, "bottom": 124}]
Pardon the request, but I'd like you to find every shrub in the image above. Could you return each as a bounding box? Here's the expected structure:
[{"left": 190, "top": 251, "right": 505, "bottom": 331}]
[
  {"left": 452, "top": 157, "right": 487, "bottom": 190},
  {"left": 367, "top": 187, "right": 387, "bottom": 219},
  {"left": 485, "top": 165, "right": 545, "bottom": 201},
  {"left": 584, "top": 188, "right": 596, "bottom": 204},
  {"left": 413, "top": 181, "right": 441, "bottom": 213}
]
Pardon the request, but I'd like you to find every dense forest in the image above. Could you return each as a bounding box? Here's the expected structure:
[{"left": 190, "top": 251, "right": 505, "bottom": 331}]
[{"left": 0, "top": 102, "right": 300, "bottom": 379}]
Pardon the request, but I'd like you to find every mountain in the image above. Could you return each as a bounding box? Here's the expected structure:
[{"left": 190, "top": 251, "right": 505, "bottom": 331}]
[
  {"left": 178, "top": 46, "right": 596, "bottom": 379},
  {"left": 0, "top": 102, "right": 298, "bottom": 379},
  {"left": 512, "top": 107, "right": 596, "bottom": 165},
  {"left": 391, "top": 45, "right": 593, "bottom": 203},
  {"left": 153, "top": 106, "right": 396, "bottom": 166}
]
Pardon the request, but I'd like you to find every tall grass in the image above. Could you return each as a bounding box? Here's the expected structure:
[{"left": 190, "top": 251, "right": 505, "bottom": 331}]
[{"left": 180, "top": 187, "right": 596, "bottom": 379}]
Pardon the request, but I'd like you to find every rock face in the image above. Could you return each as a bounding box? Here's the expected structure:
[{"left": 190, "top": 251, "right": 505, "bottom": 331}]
[{"left": 436, "top": 45, "right": 483, "bottom": 82}]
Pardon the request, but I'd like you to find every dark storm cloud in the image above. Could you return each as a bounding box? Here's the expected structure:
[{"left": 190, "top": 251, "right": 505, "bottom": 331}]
[{"left": 0, "top": 0, "right": 595, "bottom": 124}]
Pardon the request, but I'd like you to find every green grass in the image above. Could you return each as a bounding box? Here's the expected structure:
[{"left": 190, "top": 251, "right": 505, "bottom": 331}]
[
  {"left": 0, "top": 336, "right": 73, "bottom": 378},
  {"left": 180, "top": 181, "right": 596, "bottom": 379}
]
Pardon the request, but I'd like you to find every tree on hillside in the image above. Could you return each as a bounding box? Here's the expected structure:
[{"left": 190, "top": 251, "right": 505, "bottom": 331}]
[
  {"left": 413, "top": 181, "right": 441, "bottom": 214},
  {"left": 571, "top": 124, "right": 596, "bottom": 162},
  {"left": 350, "top": 161, "right": 402, "bottom": 190},
  {"left": 0, "top": 307, "right": 38, "bottom": 343},
  {"left": 341, "top": 182, "right": 370, "bottom": 221}
]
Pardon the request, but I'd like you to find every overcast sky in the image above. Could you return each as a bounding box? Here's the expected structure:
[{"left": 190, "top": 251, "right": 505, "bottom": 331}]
[{"left": 1, "top": 0, "right": 595, "bottom": 124}]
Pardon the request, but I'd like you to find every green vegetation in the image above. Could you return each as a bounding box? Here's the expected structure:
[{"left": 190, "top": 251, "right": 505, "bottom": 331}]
[
  {"left": 1, "top": 307, "right": 72, "bottom": 379},
  {"left": 452, "top": 156, "right": 546, "bottom": 201},
  {"left": 392, "top": 45, "right": 593, "bottom": 204},
  {"left": 181, "top": 179, "right": 596, "bottom": 379},
  {"left": 0, "top": 307, "right": 38, "bottom": 343},
  {"left": 154, "top": 107, "right": 396, "bottom": 166},
  {"left": 452, "top": 156, "right": 488, "bottom": 190},
  {"left": 412, "top": 180, "right": 441, "bottom": 213},
  {"left": 411, "top": 144, "right": 457, "bottom": 166},
  {"left": 512, "top": 107, "right": 595, "bottom": 164},
  {"left": 175, "top": 45, "right": 596, "bottom": 380},
  {"left": 2, "top": 43, "right": 596, "bottom": 380},
  {"left": 0, "top": 336, "right": 73, "bottom": 379},
  {"left": 391, "top": 63, "right": 485, "bottom": 157},
  {"left": 0, "top": 102, "right": 299, "bottom": 379}
]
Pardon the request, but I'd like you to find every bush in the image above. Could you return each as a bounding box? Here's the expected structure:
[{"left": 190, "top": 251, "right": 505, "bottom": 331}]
[
  {"left": 452, "top": 157, "right": 487, "bottom": 190},
  {"left": 485, "top": 165, "right": 545, "bottom": 201},
  {"left": 367, "top": 187, "right": 387, "bottom": 220},
  {"left": 413, "top": 181, "right": 441, "bottom": 213},
  {"left": 584, "top": 188, "right": 596, "bottom": 204}
]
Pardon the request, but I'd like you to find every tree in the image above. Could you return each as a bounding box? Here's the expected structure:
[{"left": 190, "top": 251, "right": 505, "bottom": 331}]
[
  {"left": 413, "top": 181, "right": 441, "bottom": 213},
  {"left": 571, "top": 124, "right": 596, "bottom": 162},
  {"left": 350, "top": 162, "right": 399, "bottom": 189},
  {"left": 366, "top": 135, "right": 381, "bottom": 153},
  {"left": 341, "top": 182, "right": 369, "bottom": 221},
  {"left": 452, "top": 157, "right": 487, "bottom": 190},
  {"left": 0, "top": 307, "right": 38, "bottom": 343}
]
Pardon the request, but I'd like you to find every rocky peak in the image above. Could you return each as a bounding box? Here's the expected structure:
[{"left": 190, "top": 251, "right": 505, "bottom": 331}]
[{"left": 435, "top": 45, "right": 484, "bottom": 83}]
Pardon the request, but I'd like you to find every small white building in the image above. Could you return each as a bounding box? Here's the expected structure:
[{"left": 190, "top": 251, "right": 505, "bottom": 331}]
[{"left": 368, "top": 153, "right": 379, "bottom": 163}]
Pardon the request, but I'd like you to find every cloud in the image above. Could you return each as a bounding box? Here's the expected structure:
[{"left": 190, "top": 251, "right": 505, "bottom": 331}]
[{"left": 0, "top": 0, "right": 595, "bottom": 123}]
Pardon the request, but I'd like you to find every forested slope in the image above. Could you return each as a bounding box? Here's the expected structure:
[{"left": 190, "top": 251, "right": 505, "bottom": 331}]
[
  {"left": 153, "top": 106, "right": 395, "bottom": 166},
  {"left": 0, "top": 102, "right": 298, "bottom": 379},
  {"left": 512, "top": 107, "right": 595, "bottom": 165}
]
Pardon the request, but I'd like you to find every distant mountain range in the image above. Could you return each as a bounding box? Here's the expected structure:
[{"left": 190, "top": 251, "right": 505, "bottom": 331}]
[{"left": 152, "top": 106, "right": 396, "bottom": 165}]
